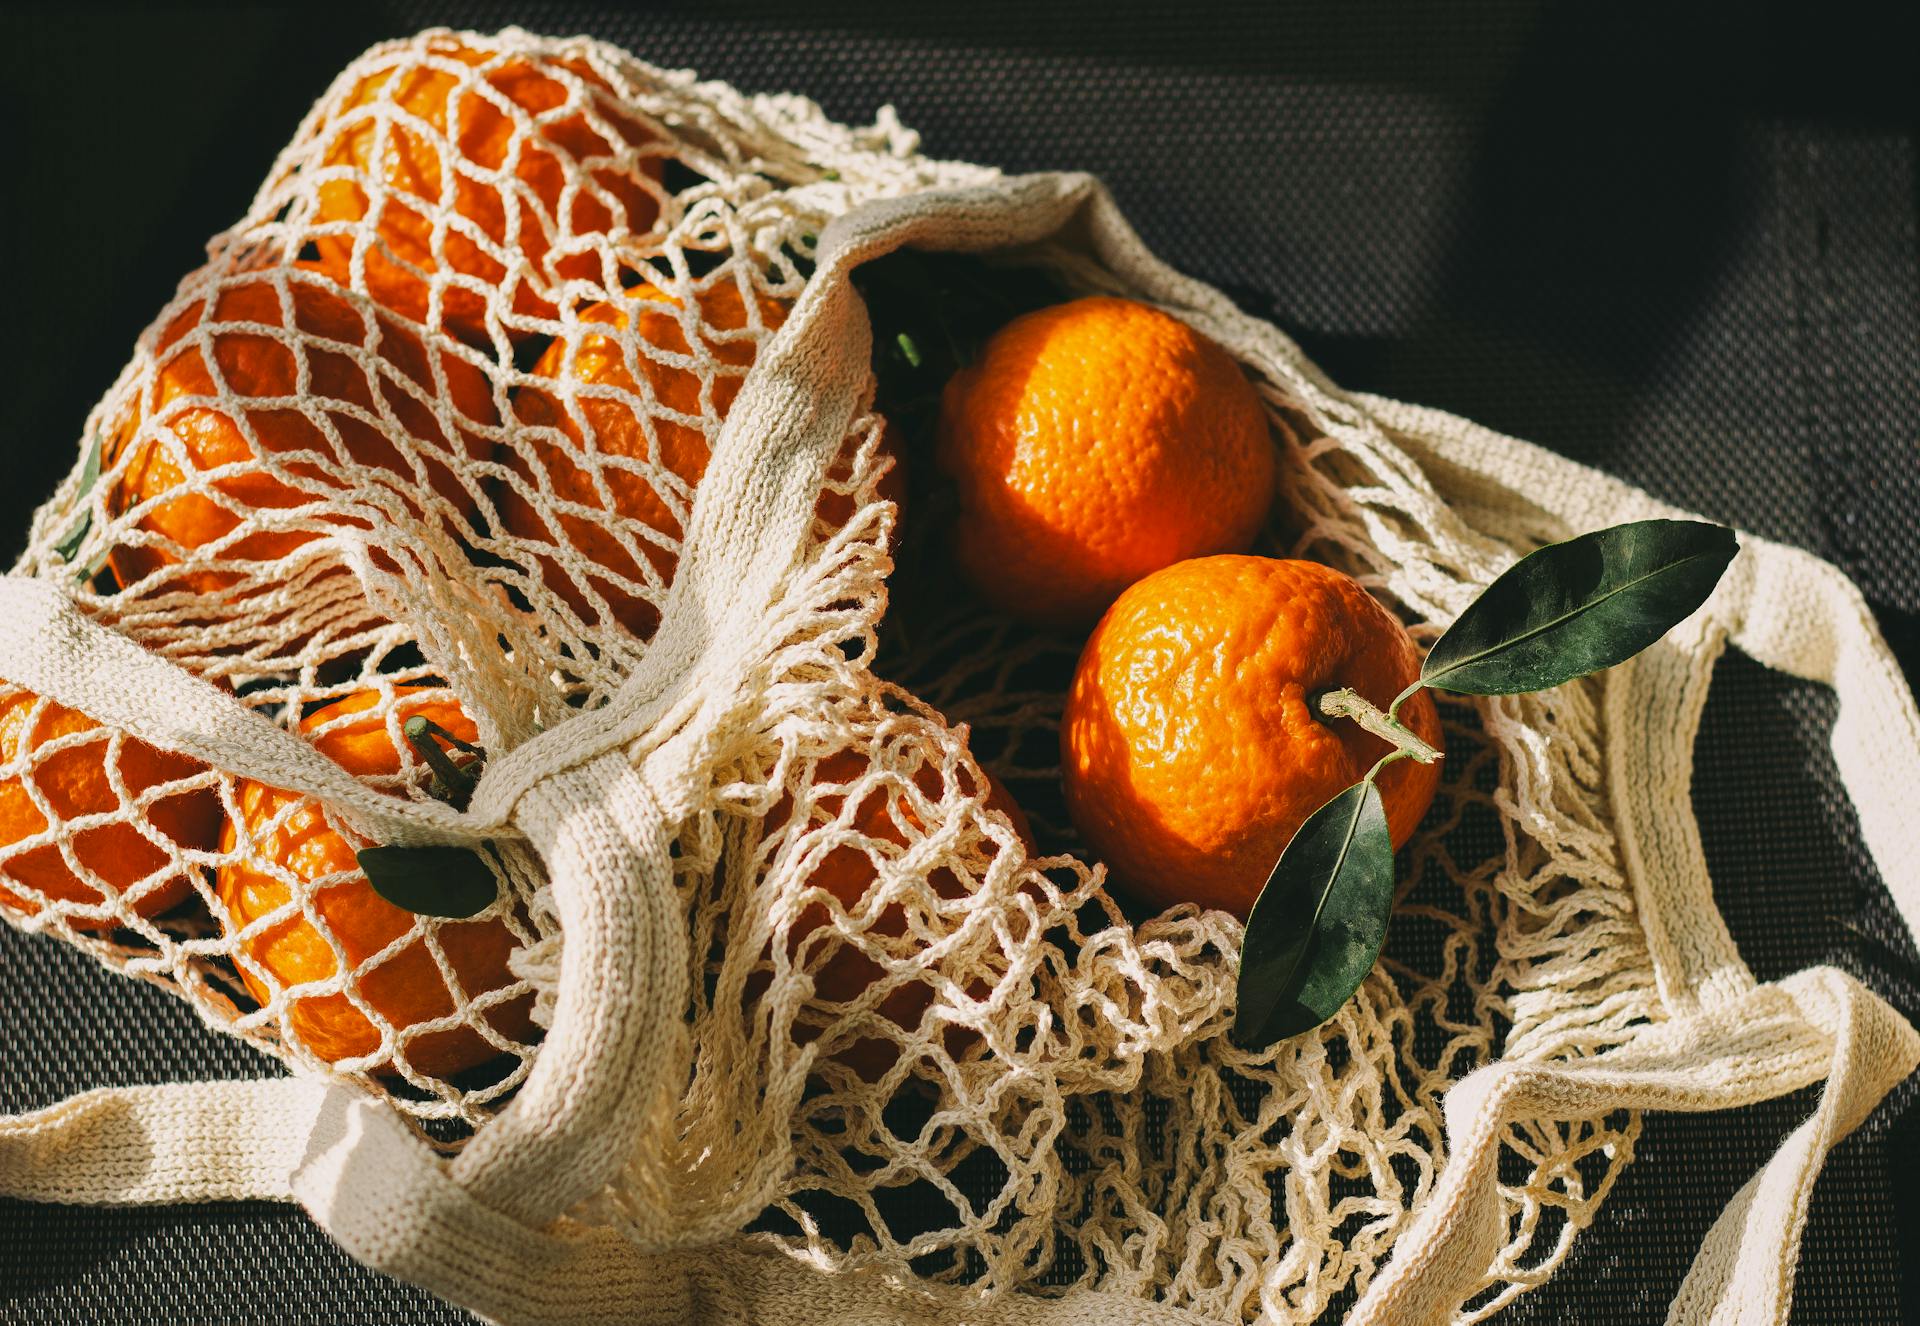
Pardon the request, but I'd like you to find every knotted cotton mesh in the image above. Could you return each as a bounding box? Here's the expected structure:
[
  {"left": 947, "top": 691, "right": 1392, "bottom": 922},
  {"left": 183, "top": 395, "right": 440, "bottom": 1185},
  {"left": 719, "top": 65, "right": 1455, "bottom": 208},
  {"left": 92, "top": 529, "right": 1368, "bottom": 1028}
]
[{"left": 0, "top": 26, "right": 1659, "bottom": 1321}]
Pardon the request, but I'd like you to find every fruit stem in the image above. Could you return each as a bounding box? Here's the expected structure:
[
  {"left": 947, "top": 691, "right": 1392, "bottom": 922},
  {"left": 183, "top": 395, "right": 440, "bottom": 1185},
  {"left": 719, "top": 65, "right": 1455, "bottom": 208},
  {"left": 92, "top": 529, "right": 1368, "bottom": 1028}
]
[
  {"left": 1364, "top": 750, "right": 1409, "bottom": 785},
  {"left": 1315, "top": 688, "right": 1442, "bottom": 765},
  {"left": 403, "top": 716, "right": 485, "bottom": 812},
  {"left": 1387, "top": 678, "right": 1427, "bottom": 722}
]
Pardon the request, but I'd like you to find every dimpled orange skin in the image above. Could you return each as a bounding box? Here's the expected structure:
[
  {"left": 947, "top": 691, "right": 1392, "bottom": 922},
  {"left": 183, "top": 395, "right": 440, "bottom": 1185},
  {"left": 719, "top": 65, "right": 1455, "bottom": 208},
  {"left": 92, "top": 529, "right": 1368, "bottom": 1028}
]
[
  {"left": 937, "top": 296, "right": 1276, "bottom": 626},
  {"left": 767, "top": 750, "right": 1033, "bottom": 1081},
  {"left": 106, "top": 272, "right": 499, "bottom": 597},
  {"left": 497, "top": 282, "right": 904, "bottom": 641},
  {"left": 312, "top": 40, "right": 661, "bottom": 344},
  {"left": 0, "top": 692, "right": 220, "bottom": 927},
  {"left": 1061, "top": 556, "right": 1442, "bottom": 919},
  {"left": 216, "top": 688, "right": 533, "bottom": 1078}
]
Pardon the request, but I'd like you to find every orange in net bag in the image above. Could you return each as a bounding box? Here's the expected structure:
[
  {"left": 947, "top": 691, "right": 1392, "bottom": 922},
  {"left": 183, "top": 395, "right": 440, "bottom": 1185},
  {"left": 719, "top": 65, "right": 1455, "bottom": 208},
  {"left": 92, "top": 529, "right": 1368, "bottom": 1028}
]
[
  {"left": 0, "top": 26, "right": 1913, "bottom": 1326},
  {"left": 217, "top": 686, "right": 535, "bottom": 1080},
  {"left": 105, "top": 266, "right": 498, "bottom": 599},
  {"left": 937, "top": 295, "right": 1275, "bottom": 625},
  {"left": 750, "top": 747, "right": 1035, "bottom": 1084},
  {"left": 1062, "top": 554, "right": 1442, "bottom": 918},
  {"left": 494, "top": 278, "right": 905, "bottom": 642},
  {"left": 0, "top": 689, "right": 220, "bottom": 929},
  {"left": 309, "top": 36, "right": 666, "bottom": 345}
]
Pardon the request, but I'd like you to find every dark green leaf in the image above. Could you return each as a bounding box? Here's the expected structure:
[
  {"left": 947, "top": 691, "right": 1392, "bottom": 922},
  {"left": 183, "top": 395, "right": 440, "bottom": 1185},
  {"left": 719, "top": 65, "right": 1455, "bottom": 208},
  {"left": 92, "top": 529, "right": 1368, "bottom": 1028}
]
[
  {"left": 1232, "top": 779, "right": 1395, "bottom": 1048},
  {"left": 53, "top": 434, "right": 104, "bottom": 565},
  {"left": 1422, "top": 518, "right": 1738, "bottom": 696},
  {"left": 356, "top": 844, "right": 498, "bottom": 919}
]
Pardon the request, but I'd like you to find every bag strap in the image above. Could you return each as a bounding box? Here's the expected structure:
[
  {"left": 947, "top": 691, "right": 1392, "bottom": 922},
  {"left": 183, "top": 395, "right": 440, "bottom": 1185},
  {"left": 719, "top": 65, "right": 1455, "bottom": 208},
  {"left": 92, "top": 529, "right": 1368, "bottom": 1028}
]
[
  {"left": 0, "top": 1077, "right": 333, "bottom": 1206},
  {"left": 1716, "top": 537, "right": 1920, "bottom": 938},
  {"left": 0, "top": 577, "right": 486, "bottom": 848},
  {"left": 1361, "top": 393, "right": 1920, "bottom": 952},
  {"left": 0, "top": 1074, "right": 1221, "bottom": 1325},
  {"left": 1348, "top": 965, "right": 1918, "bottom": 1326},
  {"left": 1356, "top": 395, "right": 1920, "bottom": 1326}
]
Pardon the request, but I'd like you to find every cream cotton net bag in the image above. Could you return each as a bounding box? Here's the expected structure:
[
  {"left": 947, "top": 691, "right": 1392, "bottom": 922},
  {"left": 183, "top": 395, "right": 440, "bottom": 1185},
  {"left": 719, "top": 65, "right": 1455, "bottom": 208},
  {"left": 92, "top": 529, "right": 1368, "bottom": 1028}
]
[{"left": 0, "top": 27, "right": 1915, "bottom": 1326}]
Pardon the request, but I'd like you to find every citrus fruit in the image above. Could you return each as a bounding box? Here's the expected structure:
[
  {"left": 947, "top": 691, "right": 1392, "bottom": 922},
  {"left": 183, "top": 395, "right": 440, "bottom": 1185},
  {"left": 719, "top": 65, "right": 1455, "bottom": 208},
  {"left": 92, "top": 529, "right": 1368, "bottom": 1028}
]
[
  {"left": 1061, "top": 555, "right": 1442, "bottom": 918},
  {"left": 310, "top": 39, "right": 661, "bottom": 344},
  {"left": 216, "top": 687, "right": 533, "bottom": 1077},
  {"left": 107, "top": 270, "right": 498, "bottom": 597},
  {"left": 495, "top": 280, "right": 902, "bottom": 640},
  {"left": 936, "top": 296, "right": 1274, "bottom": 625},
  {"left": 0, "top": 690, "right": 220, "bottom": 927},
  {"left": 766, "top": 749, "right": 1033, "bottom": 1080}
]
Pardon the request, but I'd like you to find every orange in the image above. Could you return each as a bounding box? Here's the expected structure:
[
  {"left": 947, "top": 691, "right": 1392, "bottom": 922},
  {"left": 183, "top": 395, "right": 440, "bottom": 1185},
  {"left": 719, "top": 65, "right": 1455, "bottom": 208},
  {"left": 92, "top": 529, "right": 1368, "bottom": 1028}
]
[
  {"left": 0, "top": 690, "right": 220, "bottom": 927},
  {"left": 1061, "top": 555, "right": 1442, "bottom": 919},
  {"left": 495, "top": 281, "right": 903, "bottom": 640},
  {"left": 107, "top": 270, "right": 498, "bottom": 597},
  {"left": 765, "top": 750, "right": 1033, "bottom": 1080},
  {"left": 216, "top": 687, "right": 533, "bottom": 1078},
  {"left": 311, "top": 39, "right": 661, "bottom": 344},
  {"left": 936, "top": 296, "right": 1275, "bottom": 626}
]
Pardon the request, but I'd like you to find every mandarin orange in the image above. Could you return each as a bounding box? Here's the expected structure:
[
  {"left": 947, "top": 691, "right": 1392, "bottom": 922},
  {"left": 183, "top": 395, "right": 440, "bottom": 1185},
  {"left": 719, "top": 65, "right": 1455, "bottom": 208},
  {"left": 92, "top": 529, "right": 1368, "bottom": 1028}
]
[
  {"left": 1061, "top": 555, "right": 1441, "bottom": 919},
  {"left": 496, "top": 281, "right": 902, "bottom": 640},
  {"left": 936, "top": 296, "right": 1274, "bottom": 626},
  {"left": 216, "top": 687, "right": 533, "bottom": 1078},
  {"left": 0, "top": 690, "right": 220, "bottom": 927},
  {"left": 311, "top": 39, "right": 661, "bottom": 344},
  {"left": 766, "top": 749, "right": 1033, "bottom": 1080},
  {"left": 106, "top": 271, "right": 498, "bottom": 597}
]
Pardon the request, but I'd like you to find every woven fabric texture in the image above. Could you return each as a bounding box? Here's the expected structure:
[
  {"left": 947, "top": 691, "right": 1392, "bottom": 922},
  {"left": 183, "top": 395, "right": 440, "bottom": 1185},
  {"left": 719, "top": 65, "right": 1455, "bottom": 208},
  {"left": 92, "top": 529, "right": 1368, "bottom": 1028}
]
[{"left": 1, "top": 5, "right": 1913, "bottom": 1324}]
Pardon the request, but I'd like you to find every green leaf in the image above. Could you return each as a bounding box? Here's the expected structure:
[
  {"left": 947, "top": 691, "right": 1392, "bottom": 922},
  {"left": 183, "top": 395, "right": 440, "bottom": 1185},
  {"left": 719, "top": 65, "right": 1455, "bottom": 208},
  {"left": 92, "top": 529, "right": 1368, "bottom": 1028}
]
[
  {"left": 54, "top": 513, "right": 94, "bottom": 563},
  {"left": 356, "top": 844, "right": 499, "bottom": 919},
  {"left": 53, "top": 434, "right": 104, "bottom": 565},
  {"left": 1421, "top": 518, "right": 1738, "bottom": 697},
  {"left": 1232, "top": 779, "right": 1395, "bottom": 1049}
]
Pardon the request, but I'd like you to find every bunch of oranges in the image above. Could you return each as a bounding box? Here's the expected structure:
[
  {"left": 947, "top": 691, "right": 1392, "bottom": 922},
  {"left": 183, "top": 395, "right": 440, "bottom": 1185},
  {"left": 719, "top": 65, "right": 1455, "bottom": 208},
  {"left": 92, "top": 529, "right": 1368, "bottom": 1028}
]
[
  {"left": 933, "top": 294, "right": 1440, "bottom": 917},
  {"left": 3, "top": 39, "right": 895, "bottom": 1084},
  {"left": 0, "top": 40, "right": 682, "bottom": 1082},
  {"left": 3, "top": 38, "right": 1439, "bottom": 1089},
  {"left": 758, "top": 285, "right": 1440, "bottom": 1079}
]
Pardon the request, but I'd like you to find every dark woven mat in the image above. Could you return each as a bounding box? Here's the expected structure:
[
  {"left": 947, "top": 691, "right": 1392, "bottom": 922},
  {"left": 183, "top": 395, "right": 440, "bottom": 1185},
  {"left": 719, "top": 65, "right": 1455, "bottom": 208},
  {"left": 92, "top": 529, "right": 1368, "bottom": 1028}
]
[{"left": 1, "top": 4, "right": 1913, "bottom": 1322}]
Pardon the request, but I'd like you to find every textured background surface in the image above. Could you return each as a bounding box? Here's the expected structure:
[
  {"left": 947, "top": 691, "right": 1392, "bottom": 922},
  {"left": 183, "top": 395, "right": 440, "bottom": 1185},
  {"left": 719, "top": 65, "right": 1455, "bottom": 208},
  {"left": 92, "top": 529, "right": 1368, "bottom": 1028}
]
[{"left": 1, "top": 4, "right": 1914, "bottom": 1322}]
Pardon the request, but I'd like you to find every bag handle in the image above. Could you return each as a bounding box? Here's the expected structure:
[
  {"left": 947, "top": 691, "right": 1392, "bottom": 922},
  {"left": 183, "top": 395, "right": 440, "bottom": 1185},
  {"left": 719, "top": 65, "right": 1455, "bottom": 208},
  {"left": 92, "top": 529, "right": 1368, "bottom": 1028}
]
[
  {"left": 1348, "top": 964, "right": 1919, "bottom": 1326},
  {"left": 0, "top": 577, "right": 487, "bottom": 848},
  {"left": 1352, "top": 395, "right": 1920, "bottom": 1325},
  {"left": 0, "top": 1075, "right": 1221, "bottom": 1325},
  {"left": 1358, "top": 393, "right": 1920, "bottom": 951},
  {"left": 1716, "top": 537, "right": 1920, "bottom": 937}
]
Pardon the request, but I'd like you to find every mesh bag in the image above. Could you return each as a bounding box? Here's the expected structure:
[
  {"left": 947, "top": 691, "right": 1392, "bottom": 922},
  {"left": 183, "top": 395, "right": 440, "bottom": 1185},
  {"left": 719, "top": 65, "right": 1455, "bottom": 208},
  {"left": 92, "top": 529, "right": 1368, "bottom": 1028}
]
[{"left": 1, "top": 27, "right": 1917, "bottom": 1326}]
